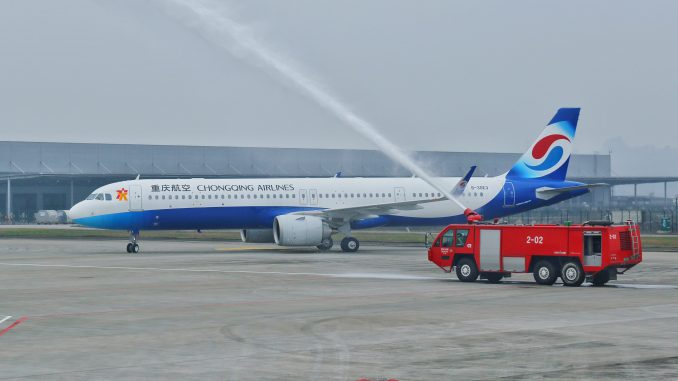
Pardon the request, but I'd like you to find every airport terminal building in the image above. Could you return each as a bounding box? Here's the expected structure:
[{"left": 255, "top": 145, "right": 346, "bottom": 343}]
[{"left": 0, "top": 140, "right": 624, "bottom": 222}]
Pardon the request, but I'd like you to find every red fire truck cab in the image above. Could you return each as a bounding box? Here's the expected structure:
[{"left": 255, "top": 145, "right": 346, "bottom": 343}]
[{"left": 427, "top": 221, "right": 642, "bottom": 286}]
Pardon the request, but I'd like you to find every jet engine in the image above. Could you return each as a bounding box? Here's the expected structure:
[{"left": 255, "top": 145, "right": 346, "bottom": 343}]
[
  {"left": 240, "top": 229, "right": 275, "bottom": 243},
  {"left": 273, "top": 215, "right": 332, "bottom": 246}
]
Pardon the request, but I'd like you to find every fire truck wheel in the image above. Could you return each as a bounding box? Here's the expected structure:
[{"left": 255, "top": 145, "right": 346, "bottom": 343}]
[
  {"left": 561, "top": 261, "right": 585, "bottom": 287},
  {"left": 456, "top": 257, "right": 479, "bottom": 282},
  {"left": 484, "top": 273, "right": 503, "bottom": 283},
  {"left": 533, "top": 260, "right": 558, "bottom": 285},
  {"left": 591, "top": 270, "right": 610, "bottom": 287}
]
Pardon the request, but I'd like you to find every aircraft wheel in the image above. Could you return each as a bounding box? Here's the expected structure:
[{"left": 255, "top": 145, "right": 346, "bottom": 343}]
[
  {"left": 561, "top": 261, "right": 585, "bottom": 287},
  {"left": 126, "top": 243, "right": 133, "bottom": 253},
  {"left": 456, "top": 257, "right": 479, "bottom": 282},
  {"left": 340, "top": 237, "right": 359, "bottom": 252},
  {"left": 131, "top": 243, "right": 140, "bottom": 254},
  {"left": 533, "top": 260, "right": 558, "bottom": 285},
  {"left": 317, "top": 238, "right": 333, "bottom": 251}
]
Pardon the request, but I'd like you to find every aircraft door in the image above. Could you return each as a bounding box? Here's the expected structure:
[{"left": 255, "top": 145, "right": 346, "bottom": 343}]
[
  {"left": 309, "top": 189, "right": 318, "bottom": 206},
  {"left": 503, "top": 182, "right": 515, "bottom": 207},
  {"left": 299, "top": 189, "right": 308, "bottom": 205},
  {"left": 394, "top": 187, "right": 405, "bottom": 202},
  {"left": 129, "top": 185, "right": 143, "bottom": 211}
]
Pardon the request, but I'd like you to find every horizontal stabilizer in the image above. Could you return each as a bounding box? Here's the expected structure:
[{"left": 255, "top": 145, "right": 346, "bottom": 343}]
[{"left": 536, "top": 183, "right": 608, "bottom": 200}]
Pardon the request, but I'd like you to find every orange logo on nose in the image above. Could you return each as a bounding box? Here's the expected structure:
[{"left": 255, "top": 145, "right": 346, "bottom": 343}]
[{"left": 116, "top": 188, "right": 128, "bottom": 201}]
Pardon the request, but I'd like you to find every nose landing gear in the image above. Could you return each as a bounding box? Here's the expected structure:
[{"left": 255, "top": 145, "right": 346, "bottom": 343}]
[{"left": 126, "top": 231, "right": 140, "bottom": 253}]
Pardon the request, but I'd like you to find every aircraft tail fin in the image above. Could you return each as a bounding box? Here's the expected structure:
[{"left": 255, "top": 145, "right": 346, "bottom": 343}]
[{"left": 506, "top": 108, "right": 580, "bottom": 181}]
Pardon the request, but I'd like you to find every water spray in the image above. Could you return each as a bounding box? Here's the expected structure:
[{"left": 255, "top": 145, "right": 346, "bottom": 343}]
[{"left": 159, "top": 0, "right": 473, "bottom": 214}]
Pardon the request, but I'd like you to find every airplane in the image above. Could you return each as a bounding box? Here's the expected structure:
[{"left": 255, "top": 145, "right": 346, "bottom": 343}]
[{"left": 69, "top": 108, "right": 605, "bottom": 253}]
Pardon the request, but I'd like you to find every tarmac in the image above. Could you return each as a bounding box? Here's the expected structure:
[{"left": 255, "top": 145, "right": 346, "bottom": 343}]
[{"left": 0, "top": 238, "right": 677, "bottom": 380}]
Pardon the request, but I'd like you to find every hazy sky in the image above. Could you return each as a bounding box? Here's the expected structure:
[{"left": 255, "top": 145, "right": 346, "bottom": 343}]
[{"left": 1, "top": 0, "right": 677, "bottom": 176}]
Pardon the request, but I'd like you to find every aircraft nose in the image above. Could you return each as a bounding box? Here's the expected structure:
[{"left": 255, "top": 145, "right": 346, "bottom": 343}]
[{"left": 68, "top": 202, "right": 89, "bottom": 222}]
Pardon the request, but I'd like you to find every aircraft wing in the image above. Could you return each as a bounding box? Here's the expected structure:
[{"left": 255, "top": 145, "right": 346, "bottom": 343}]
[{"left": 293, "top": 197, "right": 445, "bottom": 225}]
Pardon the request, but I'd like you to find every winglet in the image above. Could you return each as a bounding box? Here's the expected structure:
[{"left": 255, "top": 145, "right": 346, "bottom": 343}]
[{"left": 452, "top": 166, "right": 476, "bottom": 196}]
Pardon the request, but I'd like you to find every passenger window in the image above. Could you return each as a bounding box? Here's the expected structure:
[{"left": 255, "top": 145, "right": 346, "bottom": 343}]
[
  {"left": 182, "top": 195, "right": 185, "bottom": 199},
  {"left": 162, "top": 195, "right": 166, "bottom": 200},
  {"left": 175, "top": 195, "right": 179, "bottom": 200},
  {"left": 148, "top": 196, "right": 152, "bottom": 200},
  {"left": 292, "top": 194, "right": 296, "bottom": 198},
  {"left": 442, "top": 230, "right": 454, "bottom": 247},
  {"left": 381, "top": 193, "right": 385, "bottom": 198},
  {"left": 155, "top": 195, "right": 159, "bottom": 200},
  {"left": 388, "top": 193, "right": 391, "bottom": 197},
  {"left": 456, "top": 230, "right": 469, "bottom": 247}
]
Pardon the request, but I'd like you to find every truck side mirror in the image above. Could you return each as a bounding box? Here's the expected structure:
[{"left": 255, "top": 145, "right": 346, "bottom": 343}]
[{"left": 425, "top": 232, "right": 433, "bottom": 248}]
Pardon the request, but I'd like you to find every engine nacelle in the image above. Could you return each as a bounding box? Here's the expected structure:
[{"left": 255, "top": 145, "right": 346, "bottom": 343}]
[
  {"left": 240, "top": 229, "right": 275, "bottom": 243},
  {"left": 273, "top": 215, "right": 331, "bottom": 246}
]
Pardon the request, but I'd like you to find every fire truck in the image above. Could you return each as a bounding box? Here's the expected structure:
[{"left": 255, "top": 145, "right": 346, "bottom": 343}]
[{"left": 427, "top": 221, "right": 642, "bottom": 286}]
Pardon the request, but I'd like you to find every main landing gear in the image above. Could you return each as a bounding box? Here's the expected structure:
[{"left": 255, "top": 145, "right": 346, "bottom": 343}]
[
  {"left": 316, "top": 236, "right": 360, "bottom": 252},
  {"left": 340, "top": 237, "right": 359, "bottom": 253},
  {"left": 126, "top": 231, "right": 140, "bottom": 253},
  {"left": 317, "top": 237, "right": 334, "bottom": 251}
]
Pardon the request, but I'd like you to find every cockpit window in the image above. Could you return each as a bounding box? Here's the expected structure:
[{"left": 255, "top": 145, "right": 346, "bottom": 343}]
[
  {"left": 86, "top": 193, "right": 97, "bottom": 200},
  {"left": 105, "top": 194, "right": 112, "bottom": 201},
  {"left": 95, "top": 193, "right": 104, "bottom": 201}
]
